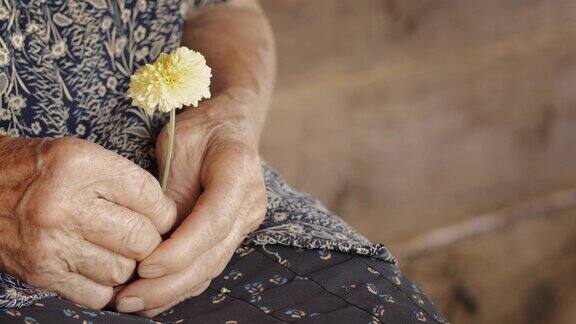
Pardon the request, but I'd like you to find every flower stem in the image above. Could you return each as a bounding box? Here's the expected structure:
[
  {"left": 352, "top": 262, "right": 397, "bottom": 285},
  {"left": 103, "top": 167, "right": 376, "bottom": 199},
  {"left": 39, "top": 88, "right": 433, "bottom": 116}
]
[{"left": 161, "top": 109, "right": 176, "bottom": 193}]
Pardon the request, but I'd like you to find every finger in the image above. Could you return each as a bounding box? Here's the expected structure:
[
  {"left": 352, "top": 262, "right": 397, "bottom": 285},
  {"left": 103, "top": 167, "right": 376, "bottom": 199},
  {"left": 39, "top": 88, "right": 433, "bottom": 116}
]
[
  {"left": 117, "top": 232, "right": 239, "bottom": 312},
  {"left": 72, "top": 241, "right": 136, "bottom": 286},
  {"left": 77, "top": 200, "right": 162, "bottom": 261},
  {"left": 137, "top": 166, "right": 243, "bottom": 277},
  {"left": 52, "top": 272, "right": 113, "bottom": 310},
  {"left": 136, "top": 281, "right": 211, "bottom": 318},
  {"left": 108, "top": 284, "right": 127, "bottom": 308},
  {"left": 98, "top": 154, "right": 178, "bottom": 234}
]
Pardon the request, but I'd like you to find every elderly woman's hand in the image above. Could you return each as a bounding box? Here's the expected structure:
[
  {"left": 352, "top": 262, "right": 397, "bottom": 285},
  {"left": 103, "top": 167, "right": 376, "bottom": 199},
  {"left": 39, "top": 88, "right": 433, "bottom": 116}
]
[
  {"left": 0, "top": 137, "right": 177, "bottom": 309},
  {"left": 115, "top": 89, "right": 267, "bottom": 316}
]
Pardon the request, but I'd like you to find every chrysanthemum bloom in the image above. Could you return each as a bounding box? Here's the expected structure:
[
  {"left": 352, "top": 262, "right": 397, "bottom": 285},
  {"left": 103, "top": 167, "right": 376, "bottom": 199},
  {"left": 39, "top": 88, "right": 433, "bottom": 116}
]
[
  {"left": 127, "top": 47, "right": 212, "bottom": 116},
  {"left": 127, "top": 46, "right": 212, "bottom": 191}
]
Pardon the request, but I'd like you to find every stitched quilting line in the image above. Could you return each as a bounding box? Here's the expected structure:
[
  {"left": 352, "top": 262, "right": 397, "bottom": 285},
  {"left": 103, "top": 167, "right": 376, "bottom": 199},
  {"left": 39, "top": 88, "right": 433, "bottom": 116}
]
[
  {"left": 356, "top": 258, "right": 446, "bottom": 324},
  {"left": 224, "top": 245, "right": 356, "bottom": 301},
  {"left": 253, "top": 247, "right": 385, "bottom": 324},
  {"left": 212, "top": 248, "right": 350, "bottom": 316},
  {"left": 259, "top": 244, "right": 358, "bottom": 278},
  {"left": 245, "top": 248, "right": 383, "bottom": 323},
  {"left": 213, "top": 249, "right": 362, "bottom": 318},
  {"left": 248, "top": 258, "right": 357, "bottom": 315},
  {"left": 205, "top": 287, "right": 288, "bottom": 324}
]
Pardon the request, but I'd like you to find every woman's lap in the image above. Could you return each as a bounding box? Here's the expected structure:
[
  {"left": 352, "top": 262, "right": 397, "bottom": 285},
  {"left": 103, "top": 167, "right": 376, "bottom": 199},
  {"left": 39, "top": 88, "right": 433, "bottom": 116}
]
[
  {"left": 0, "top": 244, "right": 447, "bottom": 324},
  {"left": 0, "top": 164, "right": 447, "bottom": 323}
]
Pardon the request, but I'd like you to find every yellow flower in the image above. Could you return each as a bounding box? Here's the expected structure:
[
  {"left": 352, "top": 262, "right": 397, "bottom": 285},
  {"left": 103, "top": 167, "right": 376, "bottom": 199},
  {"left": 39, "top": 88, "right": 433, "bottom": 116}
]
[{"left": 127, "top": 46, "right": 212, "bottom": 115}]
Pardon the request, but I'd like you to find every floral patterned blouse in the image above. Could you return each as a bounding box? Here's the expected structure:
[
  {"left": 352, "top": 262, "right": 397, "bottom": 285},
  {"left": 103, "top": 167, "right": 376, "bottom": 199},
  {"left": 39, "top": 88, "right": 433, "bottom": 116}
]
[{"left": 0, "top": 0, "right": 396, "bottom": 309}]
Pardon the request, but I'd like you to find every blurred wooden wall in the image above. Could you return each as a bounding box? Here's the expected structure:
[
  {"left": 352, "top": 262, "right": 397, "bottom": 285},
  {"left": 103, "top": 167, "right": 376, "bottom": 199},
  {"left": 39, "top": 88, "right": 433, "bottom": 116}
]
[{"left": 259, "top": 0, "right": 576, "bottom": 323}]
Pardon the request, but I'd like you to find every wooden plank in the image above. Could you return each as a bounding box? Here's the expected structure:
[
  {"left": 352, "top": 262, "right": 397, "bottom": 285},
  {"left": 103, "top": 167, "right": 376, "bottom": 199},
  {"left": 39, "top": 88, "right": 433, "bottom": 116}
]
[
  {"left": 258, "top": 2, "right": 576, "bottom": 321},
  {"left": 259, "top": 0, "right": 576, "bottom": 245},
  {"left": 401, "top": 206, "right": 576, "bottom": 323}
]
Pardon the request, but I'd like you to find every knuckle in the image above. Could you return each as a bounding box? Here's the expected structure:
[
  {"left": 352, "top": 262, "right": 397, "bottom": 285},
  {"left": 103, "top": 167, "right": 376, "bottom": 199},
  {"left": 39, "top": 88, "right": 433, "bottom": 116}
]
[
  {"left": 26, "top": 192, "right": 70, "bottom": 228},
  {"left": 46, "top": 274, "right": 111, "bottom": 310},
  {"left": 123, "top": 218, "right": 159, "bottom": 260},
  {"left": 21, "top": 263, "right": 44, "bottom": 286},
  {"left": 41, "top": 137, "right": 92, "bottom": 171},
  {"left": 22, "top": 271, "right": 44, "bottom": 287},
  {"left": 86, "top": 288, "right": 113, "bottom": 310},
  {"left": 207, "top": 216, "right": 232, "bottom": 243},
  {"left": 190, "top": 280, "right": 211, "bottom": 297},
  {"left": 156, "top": 199, "right": 177, "bottom": 235},
  {"left": 21, "top": 247, "right": 58, "bottom": 286},
  {"left": 172, "top": 121, "right": 195, "bottom": 143},
  {"left": 132, "top": 170, "right": 167, "bottom": 214},
  {"left": 206, "top": 245, "right": 235, "bottom": 280},
  {"left": 137, "top": 171, "right": 158, "bottom": 199},
  {"left": 21, "top": 175, "right": 71, "bottom": 228},
  {"left": 108, "top": 257, "right": 136, "bottom": 285},
  {"left": 212, "top": 257, "right": 229, "bottom": 279},
  {"left": 143, "top": 180, "right": 164, "bottom": 213}
]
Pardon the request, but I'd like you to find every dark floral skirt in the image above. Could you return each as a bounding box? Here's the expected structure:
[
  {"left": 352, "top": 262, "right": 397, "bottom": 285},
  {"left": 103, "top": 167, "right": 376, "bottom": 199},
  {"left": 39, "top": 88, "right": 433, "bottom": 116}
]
[
  {"left": 0, "top": 245, "right": 448, "bottom": 323},
  {"left": 0, "top": 164, "right": 448, "bottom": 323}
]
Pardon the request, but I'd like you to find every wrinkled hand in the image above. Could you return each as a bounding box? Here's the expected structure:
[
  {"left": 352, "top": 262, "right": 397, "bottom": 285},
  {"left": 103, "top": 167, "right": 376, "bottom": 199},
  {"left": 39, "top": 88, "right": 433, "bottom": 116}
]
[
  {"left": 116, "top": 90, "right": 267, "bottom": 316},
  {"left": 0, "top": 137, "right": 177, "bottom": 309}
]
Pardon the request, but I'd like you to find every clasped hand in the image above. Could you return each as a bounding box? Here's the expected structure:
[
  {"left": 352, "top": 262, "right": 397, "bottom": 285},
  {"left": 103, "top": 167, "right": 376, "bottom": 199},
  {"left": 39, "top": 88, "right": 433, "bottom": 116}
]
[
  {"left": 0, "top": 91, "right": 266, "bottom": 316},
  {"left": 0, "top": 136, "right": 177, "bottom": 310},
  {"left": 115, "top": 90, "right": 267, "bottom": 316}
]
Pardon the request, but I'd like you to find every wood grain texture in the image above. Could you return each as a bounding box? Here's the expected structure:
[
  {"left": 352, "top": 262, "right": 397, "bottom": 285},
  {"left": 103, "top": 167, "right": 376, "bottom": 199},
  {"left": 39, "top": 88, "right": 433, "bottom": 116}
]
[
  {"left": 402, "top": 206, "right": 576, "bottom": 324},
  {"left": 260, "top": 0, "right": 576, "bottom": 244},
  {"left": 259, "top": 0, "right": 576, "bottom": 322}
]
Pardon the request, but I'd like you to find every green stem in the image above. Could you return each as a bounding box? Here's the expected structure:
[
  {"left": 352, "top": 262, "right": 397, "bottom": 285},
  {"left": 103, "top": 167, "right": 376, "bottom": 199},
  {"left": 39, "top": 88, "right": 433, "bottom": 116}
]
[{"left": 161, "top": 109, "right": 176, "bottom": 193}]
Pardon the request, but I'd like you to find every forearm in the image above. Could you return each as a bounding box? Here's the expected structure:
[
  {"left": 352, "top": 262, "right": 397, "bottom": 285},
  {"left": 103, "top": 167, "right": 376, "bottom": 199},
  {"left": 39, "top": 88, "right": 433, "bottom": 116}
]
[{"left": 181, "top": 0, "right": 276, "bottom": 144}]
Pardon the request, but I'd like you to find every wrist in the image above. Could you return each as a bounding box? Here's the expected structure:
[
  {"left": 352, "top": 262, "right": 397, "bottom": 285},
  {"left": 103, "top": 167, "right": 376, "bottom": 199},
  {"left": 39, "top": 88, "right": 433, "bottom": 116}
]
[
  {"left": 219, "top": 86, "right": 265, "bottom": 143},
  {"left": 181, "top": 87, "right": 265, "bottom": 151},
  {"left": 0, "top": 137, "right": 44, "bottom": 218}
]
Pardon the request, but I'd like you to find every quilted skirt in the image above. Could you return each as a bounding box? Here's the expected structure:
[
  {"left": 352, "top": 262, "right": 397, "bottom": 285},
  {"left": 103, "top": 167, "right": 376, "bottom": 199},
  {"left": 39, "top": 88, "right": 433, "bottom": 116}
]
[{"left": 0, "top": 164, "right": 448, "bottom": 323}]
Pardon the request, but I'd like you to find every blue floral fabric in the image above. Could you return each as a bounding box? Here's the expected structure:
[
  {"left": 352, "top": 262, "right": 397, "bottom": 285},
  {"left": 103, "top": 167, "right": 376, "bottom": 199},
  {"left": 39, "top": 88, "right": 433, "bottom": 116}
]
[{"left": 0, "top": 0, "right": 397, "bottom": 312}]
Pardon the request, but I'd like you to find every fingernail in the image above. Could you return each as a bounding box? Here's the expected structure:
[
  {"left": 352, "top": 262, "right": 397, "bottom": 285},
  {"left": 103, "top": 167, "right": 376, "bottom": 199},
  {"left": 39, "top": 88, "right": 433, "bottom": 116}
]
[
  {"left": 117, "top": 296, "right": 144, "bottom": 313},
  {"left": 139, "top": 264, "right": 165, "bottom": 278}
]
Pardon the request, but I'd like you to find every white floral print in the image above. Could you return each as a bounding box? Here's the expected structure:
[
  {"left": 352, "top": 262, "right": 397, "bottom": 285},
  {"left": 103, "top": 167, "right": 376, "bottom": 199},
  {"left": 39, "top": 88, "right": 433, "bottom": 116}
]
[
  {"left": 76, "top": 124, "right": 85, "bottom": 136},
  {"left": 106, "top": 76, "right": 118, "bottom": 90},
  {"left": 10, "top": 34, "right": 24, "bottom": 50},
  {"left": 137, "top": 0, "right": 147, "bottom": 12},
  {"left": 7, "top": 95, "right": 26, "bottom": 111},
  {"left": 25, "top": 22, "right": 41, "bottom": 34},
  {"left": 121, "top": 9, "right": 132, "bottom": 23},
  {"left": 0, "top": 108, "right": 10, "bottom": 120},
  {"left": 0, "top": 48, "right": 8, "bottom": 67},
  {"left": 134, "top": 25, "right": 146, "bottom": 42},
  {"left": 100, "top": 16, "right": 112, "bottom": 30},
  {"left": 0, "top": 0, "right": 199, "bottom": 167},
  {"left": 0, "top": 6, "right": 9, "bottom": 21},
  {"left": 135, "top": 46, "right": 149, "bottom": 61},
  {"left": 0, "top": 0, "right": 398, "bottom": 313},
  {"left": 51, "top": 40, "right": 66, "bottom": 59},
  {"left": 31, "top": 121, "right": 41, "bottom": 134}
]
